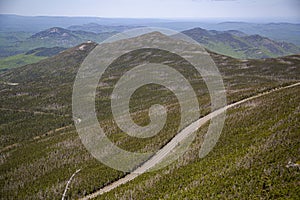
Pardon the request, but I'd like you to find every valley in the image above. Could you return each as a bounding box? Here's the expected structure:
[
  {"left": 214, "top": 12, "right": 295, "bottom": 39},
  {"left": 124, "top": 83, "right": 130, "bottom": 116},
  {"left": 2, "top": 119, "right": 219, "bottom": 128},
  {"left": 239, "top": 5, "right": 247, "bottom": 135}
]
[
  {"left": 1, "top": 20, "right": 300, "bottom": 71},
  {"left": 0, "top": 2, "right": 299, "bottom": 197},
  {"left": 0, "top": 32, "right": 299, "bottom": 199}
]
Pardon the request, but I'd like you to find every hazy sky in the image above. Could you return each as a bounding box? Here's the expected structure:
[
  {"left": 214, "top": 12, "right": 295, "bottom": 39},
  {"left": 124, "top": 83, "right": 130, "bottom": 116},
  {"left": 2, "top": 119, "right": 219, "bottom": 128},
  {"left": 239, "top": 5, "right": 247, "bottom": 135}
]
[{"left": 0, "top": 0, "right": 299, "bottom": 21}]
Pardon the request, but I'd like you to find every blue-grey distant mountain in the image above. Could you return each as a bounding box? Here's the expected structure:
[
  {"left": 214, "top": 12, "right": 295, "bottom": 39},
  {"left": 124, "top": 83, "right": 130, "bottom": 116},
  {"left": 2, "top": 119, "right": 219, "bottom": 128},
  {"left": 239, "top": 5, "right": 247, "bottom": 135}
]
[
  {"left": 29, "top": 27, "right": 114, "bottom": 46},
  {"left": 0, "top": 14, "right": 172, "bottom": 32},
  {"left": 0, "top": 27, "right": 114, "bottom": 58},
  {"left": 68, "top": 23, "right": 143, "bottom": 33},
  {"left": 1, "top": 15, "right": 299, "bottom": 46},
  {"left": 182, "top": 27, "right": 300, "bottom": 59},
  {"left": 212, "top": 22, "right": 300, "bottom": 47},
  {"left": 1, "top": 24, "right": 299, "bottom": 61},
  {"left": 128, "top": 21, "right": 300, "bottom": 46}
]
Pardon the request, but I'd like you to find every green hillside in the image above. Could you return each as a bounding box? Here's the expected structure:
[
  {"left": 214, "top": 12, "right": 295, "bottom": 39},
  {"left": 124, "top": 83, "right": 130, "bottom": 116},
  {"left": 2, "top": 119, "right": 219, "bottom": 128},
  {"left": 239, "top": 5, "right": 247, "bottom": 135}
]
[
  {"left": 0, "top": 53, "right": 46, "bottom": 70},
  {"left": 0, "top": 34, "right": 299, "bottom": 199},
  {"left": 182, "top": 28, "right": 300, "bottom": 59},
  {"left": 98, "top": 84, "right": 300, "bottom": 200},
  {"left": 0, "top": 27, "right": 114, "bottom": 58},
  {"left": 0, "top": 47, "right": 66, "bottom": 70}
]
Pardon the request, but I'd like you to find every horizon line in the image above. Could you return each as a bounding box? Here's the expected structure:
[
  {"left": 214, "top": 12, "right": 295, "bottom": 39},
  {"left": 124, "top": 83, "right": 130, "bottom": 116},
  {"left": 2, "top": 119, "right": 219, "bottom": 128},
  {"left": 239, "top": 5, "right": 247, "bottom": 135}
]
[{"left": 1, "top": 13, "right": 299, "bottom": 23}]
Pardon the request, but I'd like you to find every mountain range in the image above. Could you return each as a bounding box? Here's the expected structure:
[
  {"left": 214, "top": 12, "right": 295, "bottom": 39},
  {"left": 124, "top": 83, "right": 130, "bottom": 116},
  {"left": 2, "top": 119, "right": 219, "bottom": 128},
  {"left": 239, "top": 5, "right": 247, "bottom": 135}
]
[
  {"left": 0, "top": 32, "right": 299, "bottom": 199},
  {"left": 1, "top": 25, "right": 300, "bottom": 71},
  {"left": 183, "top": 28, "right": 300, "bottom": 59},
  {"left": 68, "top": 23, "right": 143, "bottom": 33},
  {"left": 0, "top": 27, "right": 114, "bottom": 69},
  {"left": 2, "top": 14, "right": 299, "bottom": 45}
]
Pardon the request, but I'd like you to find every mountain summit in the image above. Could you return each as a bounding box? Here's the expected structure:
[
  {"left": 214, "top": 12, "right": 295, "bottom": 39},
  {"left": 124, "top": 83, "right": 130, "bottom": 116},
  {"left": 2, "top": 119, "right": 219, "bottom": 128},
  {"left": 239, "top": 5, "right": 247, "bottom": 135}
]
[
  {"left": 30, "top": 27, "right": 76, "bottom": 40},
  {"left": 183, "top": 28, "right": 300, "bottom": 59}
]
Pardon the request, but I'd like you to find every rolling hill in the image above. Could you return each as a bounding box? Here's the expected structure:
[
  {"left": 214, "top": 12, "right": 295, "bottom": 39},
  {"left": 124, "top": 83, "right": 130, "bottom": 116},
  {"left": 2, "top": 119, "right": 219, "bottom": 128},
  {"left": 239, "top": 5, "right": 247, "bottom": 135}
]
[
  {"left": 1, "top": 14, "right": 299, "bottom": 46},
  {"left": 0, "top": 32, "right": 299, "bottom": 199},
  {"left": 0, "top": 47, "right": 66, "bottom": 70},
  {"left": 13, "top": 27, "right": 114, "bottom": 52},
  {"left": 1, "top": 25, "right": 299, "bottom": 73},
  {"left": 0, "top": 27, "right": 114, "bottom": 59},
  {"left": 182, "top": 28, "right": 300, "bottom": 59},
  {"left": 212, "top": 22, "right": 300, "bottom": 46}
]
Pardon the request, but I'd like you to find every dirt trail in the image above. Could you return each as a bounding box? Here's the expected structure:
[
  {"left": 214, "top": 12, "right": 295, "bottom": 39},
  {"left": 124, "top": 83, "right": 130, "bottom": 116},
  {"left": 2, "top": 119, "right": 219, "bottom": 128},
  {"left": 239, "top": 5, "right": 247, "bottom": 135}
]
[{"left": 81, "top": 82, "right": 300, "bottom": 200}]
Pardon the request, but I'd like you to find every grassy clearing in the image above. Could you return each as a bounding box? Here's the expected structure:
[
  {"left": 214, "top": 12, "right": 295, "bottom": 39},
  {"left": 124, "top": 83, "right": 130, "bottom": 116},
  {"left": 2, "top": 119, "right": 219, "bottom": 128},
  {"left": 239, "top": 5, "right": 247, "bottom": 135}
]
[{"left": 0, "top": 54, "right": 47, "bottom": 70}]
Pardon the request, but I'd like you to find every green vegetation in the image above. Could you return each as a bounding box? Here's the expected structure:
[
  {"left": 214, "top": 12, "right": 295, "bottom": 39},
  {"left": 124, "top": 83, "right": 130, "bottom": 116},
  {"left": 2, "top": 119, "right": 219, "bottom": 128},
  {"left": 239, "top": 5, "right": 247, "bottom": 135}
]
[
  {"left": 0, "top": 35, "right": 299, "bottom": 199},
  {"left": 0, "top": 53, "right": 46, "bottom": 70},
  {"left": 98, "top": 85, "right": 300, "bottom": 199},
  {"left": 0, "top": 32, "right": 32, "bottom": 47},
  {"left": 183, "top": 28, "right": 300, "bottom": 59},
  {"left": 0, "top": 32, "right": 33, "bottom": 58},
  {"left": 0, "top": 47, "right": 66, "bottom": 70},
  {"left": 215, "top": 22, "right": 300, "bottom": 47},
  {"left": 0, "top": 28, "right": 114, "bottom": 59}
]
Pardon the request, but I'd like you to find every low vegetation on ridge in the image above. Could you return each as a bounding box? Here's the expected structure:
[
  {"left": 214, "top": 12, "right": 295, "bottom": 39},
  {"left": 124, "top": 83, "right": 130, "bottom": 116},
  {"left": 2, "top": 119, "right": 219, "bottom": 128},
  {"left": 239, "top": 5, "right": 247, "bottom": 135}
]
[{"left": 0, "top": 33, "right": 299, "bottom": 199}]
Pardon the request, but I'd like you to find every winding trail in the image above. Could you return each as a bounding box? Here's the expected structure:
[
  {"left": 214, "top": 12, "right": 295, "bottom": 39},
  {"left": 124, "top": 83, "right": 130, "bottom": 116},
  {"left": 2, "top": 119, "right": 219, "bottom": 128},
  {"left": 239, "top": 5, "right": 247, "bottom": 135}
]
[
  {"left": 62, "top": 169, "right": 81, "bottom": 200},
  {"left": 81, "top": 82, "right": 300, "bottom": 200}
]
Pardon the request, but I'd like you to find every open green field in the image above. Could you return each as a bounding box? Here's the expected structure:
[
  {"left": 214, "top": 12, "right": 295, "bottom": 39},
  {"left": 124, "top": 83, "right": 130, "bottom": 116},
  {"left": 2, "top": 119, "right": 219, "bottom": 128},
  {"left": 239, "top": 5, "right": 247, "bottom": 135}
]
[{"left": 0, "top": 53, "right": 46, "bottom": 70}]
